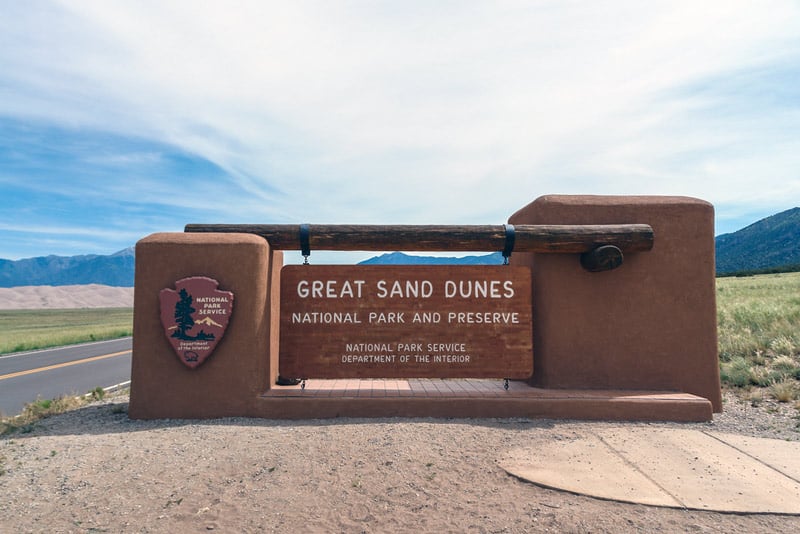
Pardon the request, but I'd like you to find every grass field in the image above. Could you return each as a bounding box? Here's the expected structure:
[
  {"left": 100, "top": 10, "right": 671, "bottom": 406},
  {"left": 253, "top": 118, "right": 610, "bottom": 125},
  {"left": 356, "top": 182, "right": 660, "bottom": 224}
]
[
  {"left": 0, "top": 308, "right": 133, "bottom": 354},
  {"left": 717, "top": 272, "right": 800, "bottom": 401}
]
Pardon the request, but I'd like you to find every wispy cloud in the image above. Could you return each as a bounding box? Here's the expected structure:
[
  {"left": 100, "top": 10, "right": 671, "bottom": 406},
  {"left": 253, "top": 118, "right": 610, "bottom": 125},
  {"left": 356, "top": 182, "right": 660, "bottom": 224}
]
[
  {"left": 1, "top": 1, "right": 799, "bottom": 259},
  {"left": 0, "top": 222, "right": 144, "bottom": 241}
]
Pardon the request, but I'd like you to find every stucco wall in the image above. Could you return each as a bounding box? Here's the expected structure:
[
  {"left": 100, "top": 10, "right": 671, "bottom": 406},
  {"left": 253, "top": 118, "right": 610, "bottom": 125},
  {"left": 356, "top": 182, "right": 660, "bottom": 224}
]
[
  {"left": 129, "top": 232, "right": 281, "bottom": 419},
  {"left": 128, "top": 195, "right": 720, "bottom": 419},
  {"left": 509, "top": 195, "right": 721, "bottom": 411}
]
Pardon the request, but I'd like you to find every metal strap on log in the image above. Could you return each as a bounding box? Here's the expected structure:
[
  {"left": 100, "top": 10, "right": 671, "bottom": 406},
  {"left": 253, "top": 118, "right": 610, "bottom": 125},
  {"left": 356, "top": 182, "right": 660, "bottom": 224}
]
[{"left": 184, "top": 223, "right": 654, "bottom": 271}]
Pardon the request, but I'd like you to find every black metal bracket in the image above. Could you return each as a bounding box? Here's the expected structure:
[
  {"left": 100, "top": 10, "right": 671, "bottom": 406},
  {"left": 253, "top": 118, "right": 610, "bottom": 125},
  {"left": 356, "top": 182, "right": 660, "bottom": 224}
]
[
  {"left": 502, "top": 224, "right": 515, "bottom": 265},
  {"left": 299, "top": 224, "right": 311, "bottom": 264}
]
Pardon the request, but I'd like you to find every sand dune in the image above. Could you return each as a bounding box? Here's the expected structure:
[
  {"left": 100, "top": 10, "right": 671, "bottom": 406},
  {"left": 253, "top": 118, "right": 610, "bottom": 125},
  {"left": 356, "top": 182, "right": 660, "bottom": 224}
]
[{"left": 0, "top": 284, "right": 134, "bottom": 309}]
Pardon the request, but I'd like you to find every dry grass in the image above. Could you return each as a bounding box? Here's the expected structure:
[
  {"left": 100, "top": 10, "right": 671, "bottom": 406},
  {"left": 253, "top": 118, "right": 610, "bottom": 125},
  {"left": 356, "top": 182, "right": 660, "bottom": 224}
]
[
  {"left": 0, "top": 308, "right": 132, "bottom": 354},
  {"left": 717, "top": 272, "right": 800, "bottom": 402},
  {"left": 0, "top": 387, "right": 106, "bottom": 436},
  {"left": 771, "top": 379, "right": 799, "bottom": 403}
]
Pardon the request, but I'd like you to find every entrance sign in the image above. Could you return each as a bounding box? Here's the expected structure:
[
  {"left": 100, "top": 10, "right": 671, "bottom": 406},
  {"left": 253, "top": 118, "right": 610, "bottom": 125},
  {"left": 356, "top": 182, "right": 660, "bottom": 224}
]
[
  {"left": 160, "top": 276, "right": 234, "bottom": 369},
  {"left": 279, "top": 265, "right": 533, "bottom": 379}
]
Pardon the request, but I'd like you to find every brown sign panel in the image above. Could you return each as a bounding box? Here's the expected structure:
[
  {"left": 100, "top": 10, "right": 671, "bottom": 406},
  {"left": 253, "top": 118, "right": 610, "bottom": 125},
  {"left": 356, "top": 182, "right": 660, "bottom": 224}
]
[
  {"left": 160, "top": 276, "right": 234, "bottom": 369},
  {"left": 279, "top": 265, "right": 532, "bottom": 379}
]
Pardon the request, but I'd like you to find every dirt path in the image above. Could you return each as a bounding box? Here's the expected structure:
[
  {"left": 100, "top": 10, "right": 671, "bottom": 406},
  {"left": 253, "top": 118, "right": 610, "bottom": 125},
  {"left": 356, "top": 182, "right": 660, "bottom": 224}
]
[{"left": 1, "top": 391, "right": 799, "bottom": 533}]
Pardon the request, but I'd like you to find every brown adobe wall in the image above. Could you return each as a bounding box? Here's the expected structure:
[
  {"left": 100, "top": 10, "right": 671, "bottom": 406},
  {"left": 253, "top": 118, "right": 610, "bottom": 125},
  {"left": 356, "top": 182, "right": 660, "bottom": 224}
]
[
  {"left": 129, "top": 232, "right": 282, "bottom": 419},
  {"left": 509, "top": 195, "right": 722, "bottom": 412},
  {"left": 128, "top": 196, "right": 718, "bottom": 421}
]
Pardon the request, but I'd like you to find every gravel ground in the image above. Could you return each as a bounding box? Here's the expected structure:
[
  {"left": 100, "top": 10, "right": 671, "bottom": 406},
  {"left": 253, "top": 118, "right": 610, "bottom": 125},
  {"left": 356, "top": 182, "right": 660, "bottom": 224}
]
[
  {"left": 1, "top": 390, "right": 798, "bottom": 533},
  {"left": 705, "top": 390, "right": 800, "bottom": 441}
]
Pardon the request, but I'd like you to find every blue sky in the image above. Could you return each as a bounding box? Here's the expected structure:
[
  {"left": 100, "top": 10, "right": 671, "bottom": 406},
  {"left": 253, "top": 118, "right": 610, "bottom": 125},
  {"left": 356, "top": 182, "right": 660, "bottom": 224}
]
[{"left": 1, "top": 1, "right": 799, "bottom": 263}]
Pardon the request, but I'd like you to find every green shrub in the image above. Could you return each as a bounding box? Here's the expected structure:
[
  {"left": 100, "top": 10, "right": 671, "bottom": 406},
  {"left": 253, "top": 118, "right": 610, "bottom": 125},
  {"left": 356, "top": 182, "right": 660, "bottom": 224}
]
[
  {"left": 771, "top": 355, "right": 799, "bottom": 374},
  {"left": 720, "top": 357, "right": 751, "bottom": 388},
  {"left": 748, "top": 366, "right": 776, "bottom": 387},
  {"left": 770, "top": 335, "right": 798, "bottom": 357}
]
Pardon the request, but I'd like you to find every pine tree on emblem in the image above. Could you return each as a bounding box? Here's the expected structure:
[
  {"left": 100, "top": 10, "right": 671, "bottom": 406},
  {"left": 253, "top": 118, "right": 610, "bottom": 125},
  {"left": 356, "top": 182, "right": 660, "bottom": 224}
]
[{"left": 173, "top": 288, "right": 196, "bottom": 340}]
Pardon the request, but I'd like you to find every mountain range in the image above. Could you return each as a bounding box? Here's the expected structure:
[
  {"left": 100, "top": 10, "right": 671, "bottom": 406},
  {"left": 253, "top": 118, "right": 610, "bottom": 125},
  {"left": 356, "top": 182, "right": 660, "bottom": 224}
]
[
  {"left": 359, "top": 251, "right": 504, "bottom": 266},
  {"left": 0, "top": 208, "right": 797, "bottom": 286},
  {"left": 0, "top": 247, "right": 135, "bottom": 287},
  {"left": 715, "top": 207, "right": 800, "bottom": 275}
]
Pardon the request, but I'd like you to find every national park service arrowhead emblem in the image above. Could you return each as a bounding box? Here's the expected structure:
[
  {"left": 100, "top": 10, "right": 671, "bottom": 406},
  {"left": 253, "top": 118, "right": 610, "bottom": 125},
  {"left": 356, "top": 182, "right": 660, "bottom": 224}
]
[{"left": 159, "top": 276, "right": 234, "bottom": 369}]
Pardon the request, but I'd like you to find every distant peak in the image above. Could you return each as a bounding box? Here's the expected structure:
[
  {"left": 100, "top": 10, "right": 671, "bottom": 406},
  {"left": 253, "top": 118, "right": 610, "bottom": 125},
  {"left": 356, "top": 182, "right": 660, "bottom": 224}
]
[{"left": 111, "top": 247, "right": 136, "bottom": 257}]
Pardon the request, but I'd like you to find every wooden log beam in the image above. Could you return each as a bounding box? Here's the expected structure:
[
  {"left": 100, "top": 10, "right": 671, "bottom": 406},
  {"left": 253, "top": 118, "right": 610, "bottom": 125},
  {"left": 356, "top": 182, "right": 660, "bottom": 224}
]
[
  {"left": 184, "top": 223, "right": 654, "bottom": 254},
  {"left": 580, "top": 245, "right": 624, "bottom": 272}
]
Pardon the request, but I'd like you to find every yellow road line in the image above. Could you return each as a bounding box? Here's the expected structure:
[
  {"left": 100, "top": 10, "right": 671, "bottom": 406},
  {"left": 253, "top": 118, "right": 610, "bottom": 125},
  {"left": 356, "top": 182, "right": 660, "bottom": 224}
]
[{"left": 0, "top": 350, "right": 130, "bottom": 381}]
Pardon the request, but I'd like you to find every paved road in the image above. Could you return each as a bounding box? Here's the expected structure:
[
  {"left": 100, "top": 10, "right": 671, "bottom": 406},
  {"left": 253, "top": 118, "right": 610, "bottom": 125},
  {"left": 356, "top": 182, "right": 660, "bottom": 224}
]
[{"left": 0, "top": 338, "right": 132, "bottom": 417}]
